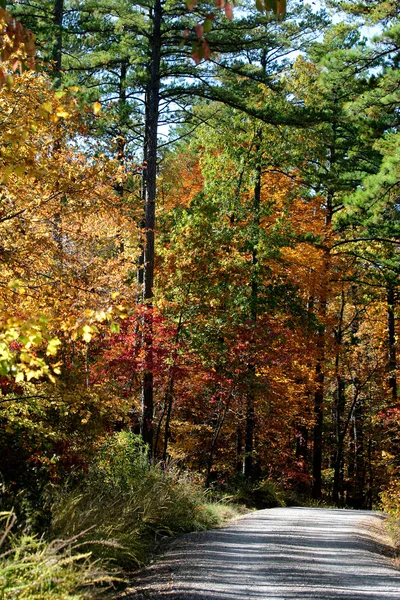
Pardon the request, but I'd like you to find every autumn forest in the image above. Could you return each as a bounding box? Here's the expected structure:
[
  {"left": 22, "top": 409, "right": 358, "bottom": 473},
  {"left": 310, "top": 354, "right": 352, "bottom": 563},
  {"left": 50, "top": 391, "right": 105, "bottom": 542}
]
[{"left": 0, "top": 0, "right": 399, "bottom": 595}]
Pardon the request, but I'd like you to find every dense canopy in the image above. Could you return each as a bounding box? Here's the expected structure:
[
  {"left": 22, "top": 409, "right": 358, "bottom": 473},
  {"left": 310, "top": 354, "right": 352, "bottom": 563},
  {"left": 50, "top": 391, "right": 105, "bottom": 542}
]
[{"left": 0, "top": 1, "right": 399, "bottom": 593}]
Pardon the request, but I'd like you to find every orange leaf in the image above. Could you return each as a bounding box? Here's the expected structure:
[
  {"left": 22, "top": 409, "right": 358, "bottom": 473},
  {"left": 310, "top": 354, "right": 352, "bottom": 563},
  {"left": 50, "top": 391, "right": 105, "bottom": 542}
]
[
  {"left": 195, "top": 23, "right": 204, "bottom": 39},
  {"left": 192, "top": 49, "right": 201, "bottom": 65},
  {"left": 225, "top": 2, "right": 233, "bottom": 20}
]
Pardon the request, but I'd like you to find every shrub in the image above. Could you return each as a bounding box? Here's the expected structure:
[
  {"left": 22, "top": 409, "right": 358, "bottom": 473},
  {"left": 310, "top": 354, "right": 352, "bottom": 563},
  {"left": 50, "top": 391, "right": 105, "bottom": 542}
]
[
  {"left": 50, "top": 432, "right": 230, "bottom": 569},
  {"left": 0, "top": 511, "right": 115, "bottom": 600},
  {"left": 380, "top": 480, "right": 400, "bottom": 549},
  {"left": 227, "top": 475, "right": 286, "bottom": 509}
]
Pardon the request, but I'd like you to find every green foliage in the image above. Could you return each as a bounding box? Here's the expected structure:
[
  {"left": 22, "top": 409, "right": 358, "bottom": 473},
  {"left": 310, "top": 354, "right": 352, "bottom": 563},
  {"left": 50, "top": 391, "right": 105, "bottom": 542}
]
[
  {"left": 50, "top": 432, "right": 228, "bottom": 569},
  {"left": 0, "top": 384, "right": 128, "bottom": 533},
  {"left": 88, "top": 431, "right": 149, "bottom": 490},
  {"left": 226, "top": 476, "right": 286, "bottom": 509},
  {"left": 0, "top": 435, "right": 244, "bottom": 599},
  {"left": 0, "top": 512, "right": 114, "bottom": 600},
  {"left": 380, "top": 481, "right": 400, "bottom": 550}
]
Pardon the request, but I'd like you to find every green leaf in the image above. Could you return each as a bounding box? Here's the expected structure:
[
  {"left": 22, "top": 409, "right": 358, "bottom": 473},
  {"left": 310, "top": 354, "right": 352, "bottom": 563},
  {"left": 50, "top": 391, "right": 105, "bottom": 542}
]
[
  {"left": 203, "top": 18, "right": 213, "bottom": 34},
  {"left": 256, "top": 0, "right": 265, "bottom": 12},
  {"left": 110, "top": 322, "right": 120, "bottom": 334}
]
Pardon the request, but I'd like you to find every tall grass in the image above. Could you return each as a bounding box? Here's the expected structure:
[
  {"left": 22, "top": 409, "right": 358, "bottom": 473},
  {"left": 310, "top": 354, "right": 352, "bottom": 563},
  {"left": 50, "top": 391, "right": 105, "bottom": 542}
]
[
  {"left": 1, "top": 433, "right": 242, "bottom": 598},
  {"left": 380, "top": 481, "right": 400, "bottom": 550},
  {"left": 0, "top": 512, "right": 116, "bottom": 599},
  {"left": 50, "top": 432, "right": 234, "bottom": 570}
]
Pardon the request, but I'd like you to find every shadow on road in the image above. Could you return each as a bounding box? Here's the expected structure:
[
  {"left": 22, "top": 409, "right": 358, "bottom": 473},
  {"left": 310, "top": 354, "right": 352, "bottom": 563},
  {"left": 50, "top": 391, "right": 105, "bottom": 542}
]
[{"left": 125, "top": 507, "right": 400, "bottom": 600}]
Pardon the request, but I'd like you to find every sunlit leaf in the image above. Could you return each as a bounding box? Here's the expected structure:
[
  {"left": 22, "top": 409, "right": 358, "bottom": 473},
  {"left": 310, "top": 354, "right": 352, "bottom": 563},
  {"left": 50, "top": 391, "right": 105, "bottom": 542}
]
[
  {"left": 41, "top": 101, "right": 53, "bottom": 114},
  {"left": 93, "top": 101, "right": 102, "bottom": 115}
]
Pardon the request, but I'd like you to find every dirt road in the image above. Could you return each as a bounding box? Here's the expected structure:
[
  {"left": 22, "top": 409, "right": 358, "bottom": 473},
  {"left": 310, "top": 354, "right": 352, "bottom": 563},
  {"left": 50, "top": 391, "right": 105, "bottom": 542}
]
[{"left": 124, "top": 507, "right": 400, "bottom": 599}]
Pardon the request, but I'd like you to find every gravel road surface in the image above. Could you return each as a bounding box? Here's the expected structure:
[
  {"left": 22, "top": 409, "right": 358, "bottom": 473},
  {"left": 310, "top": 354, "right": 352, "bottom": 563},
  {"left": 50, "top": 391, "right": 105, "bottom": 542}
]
[{"left": 123, "top": 507, "right": 400, "bottom": 600}]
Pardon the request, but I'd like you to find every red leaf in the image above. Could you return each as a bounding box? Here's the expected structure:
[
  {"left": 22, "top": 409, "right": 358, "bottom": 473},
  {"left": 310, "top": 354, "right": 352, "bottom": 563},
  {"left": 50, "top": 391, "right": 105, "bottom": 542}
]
[
  {"left": 203, "top": 39, "right": 211, "bottom": 60},
  {"left": 195, "top": 23, "right": 203, "bottom": 39},
  {"left": 225, "top": 2, "right": 233, "bottom": 20},
  {"left": 192, "top": 49, "right": 201, "bottom": 64}
]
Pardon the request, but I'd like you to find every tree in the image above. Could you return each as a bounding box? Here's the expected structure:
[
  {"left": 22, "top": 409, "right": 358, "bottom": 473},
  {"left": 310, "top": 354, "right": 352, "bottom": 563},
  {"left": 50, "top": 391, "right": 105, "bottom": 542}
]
[{"left": 26, "top": 0, "right": 326, "bottom": 455}]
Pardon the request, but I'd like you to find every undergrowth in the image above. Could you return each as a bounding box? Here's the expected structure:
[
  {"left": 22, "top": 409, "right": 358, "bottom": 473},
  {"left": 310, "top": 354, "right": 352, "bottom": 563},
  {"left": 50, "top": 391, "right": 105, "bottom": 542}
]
[
  {"left": 50, "top": 433, "right": 228, "bottom": 570},
  {"left": 380, "top": 481, "right": 400, "bottom": 551},
  {"left": 0, "top": 433, "right": 244, "bottom": 598},
  {"left": 0, "top": 511, "right": 117, "bottom": 599}
]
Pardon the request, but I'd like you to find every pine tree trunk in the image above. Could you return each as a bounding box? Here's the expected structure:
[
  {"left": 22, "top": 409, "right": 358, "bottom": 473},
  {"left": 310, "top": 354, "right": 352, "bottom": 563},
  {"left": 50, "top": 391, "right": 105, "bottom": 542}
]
[
  {"left": 387, "top": 281, "right": 397, "bottom": 405},
  {"left": 332, "top": 289, "right": 346, "bottom": 505},
  {"left": 312, "top": 189, "right": 333, "bottom": 499},
  {"left": 347, "top": 399, "right": 365, "bottom": 508},
  {"left": 140, "top": 0, "right": 162, "bottom": 454},
  {"left": 243, "top": 137, "right": 262, "bottom": 480},
  {"left": 53, "top": 0, "right": 64, "bottom": 77}
]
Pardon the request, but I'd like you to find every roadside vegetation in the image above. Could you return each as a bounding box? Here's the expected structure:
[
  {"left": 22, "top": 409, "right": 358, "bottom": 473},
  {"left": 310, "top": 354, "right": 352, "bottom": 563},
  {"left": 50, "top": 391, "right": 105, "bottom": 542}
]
[
  {"left": 0, "top": 432, "right": 247, "bottom": 599},
  {"left": 380, "top": 483, "right": 400, "bottom": 556},
  {"left": 0, "top": 0, "right": 399, "bottom": 597}
]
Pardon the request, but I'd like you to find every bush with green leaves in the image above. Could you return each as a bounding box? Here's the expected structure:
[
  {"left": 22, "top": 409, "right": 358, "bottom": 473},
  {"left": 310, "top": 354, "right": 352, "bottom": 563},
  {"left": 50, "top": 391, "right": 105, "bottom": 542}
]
[
  {"left": 223, "top": 475, "right": 286, "bottom": 509},
  {"left": 50, "top": 432, "right": 232, "bottom": 569},
  {"left": 0, "top": 511, "right": 116, "bottom": 600}
]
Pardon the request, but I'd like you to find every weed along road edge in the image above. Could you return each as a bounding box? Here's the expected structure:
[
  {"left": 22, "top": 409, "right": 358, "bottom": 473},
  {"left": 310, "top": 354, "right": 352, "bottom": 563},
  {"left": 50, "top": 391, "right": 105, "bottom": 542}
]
[{"left": 123, "top": 507, "right": 400, "bottom": 600}]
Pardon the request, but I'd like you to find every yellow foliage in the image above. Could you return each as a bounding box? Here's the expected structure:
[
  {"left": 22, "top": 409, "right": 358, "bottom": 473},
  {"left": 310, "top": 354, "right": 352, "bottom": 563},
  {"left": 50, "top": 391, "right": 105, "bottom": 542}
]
[{"left": 0, "top": 65, "right": 139, "bottom": 384}]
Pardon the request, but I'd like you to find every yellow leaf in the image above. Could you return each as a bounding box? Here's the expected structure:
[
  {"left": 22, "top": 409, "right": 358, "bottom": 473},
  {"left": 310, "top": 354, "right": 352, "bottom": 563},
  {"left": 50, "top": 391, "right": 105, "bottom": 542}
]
[
  {"left": 5, "top": 75, "right": 14, "bottom": 90},
  {"left": 93, "top": 101, "right": 102, "bottom": 115},
  {"left": 56, "top": 108, "right": 70, "bottom": 118},
  {"left": 46, "top": 338, "right": 61, "bottom": 356},
  {"left": 41, "top": 101, "right": 53, "bottom": 114}
]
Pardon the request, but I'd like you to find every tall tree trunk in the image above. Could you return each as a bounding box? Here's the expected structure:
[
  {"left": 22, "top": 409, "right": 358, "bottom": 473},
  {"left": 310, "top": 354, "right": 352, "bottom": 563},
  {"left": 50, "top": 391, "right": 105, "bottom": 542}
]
[
  {"left": 115, "top": 61, "right": 128, "bottom": 255},
  {"left": 312, "top": 190, "right": 333, "bottom": 499},
  {"left": 236, "top": 421, "right": 244, "bottom": 474},
  {"left": 206, "top": 394, "right": 233, "bottom": 487},
  {"left": 140, "top": 0, "right": 162, "bottom": 454},
  {"left": 116, "top": 60, "right": 128, "bottom": 168},
  {"left": 332, "top": 288, "right": 346, "bottom": 505},
  {"left": 153, "top": 309, "right": 183, "bottom": 462},
  {"left": 387, "top": 281, "right": 397, "bottom": 405},
  {"left": 312, "top": 357, "right": 324, "bottom": 499},
  {"left": 347, "top": 398, "right": 365, "bottom": 508},
  {"left": 243, "top": 134, "right": 262, "bottom": 480},
  {"left": 244, "top": 364, "right": 256, "bottom": 479},
  {"left": 53, "top": 0, "right": 64, "bottom": 80}
]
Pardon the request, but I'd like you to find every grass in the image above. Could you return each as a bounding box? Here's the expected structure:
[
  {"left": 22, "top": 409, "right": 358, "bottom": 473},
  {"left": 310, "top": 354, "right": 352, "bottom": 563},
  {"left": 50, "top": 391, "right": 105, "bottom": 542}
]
[
  {"left": 0, "top": 433, "right": 247, "bottom": 598},
  {"left": 46, "top": 433, "right": 244, "bottom": 595},
  {"left": 0, "top": 511, "right": 118, "bottom": 599}
]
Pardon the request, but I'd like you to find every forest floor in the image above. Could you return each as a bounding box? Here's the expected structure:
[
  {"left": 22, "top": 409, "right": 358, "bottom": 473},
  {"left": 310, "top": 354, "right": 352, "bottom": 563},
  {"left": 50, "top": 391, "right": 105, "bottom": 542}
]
[{"left": 119, "top": 507, "right": 400, "bottom": 600}]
